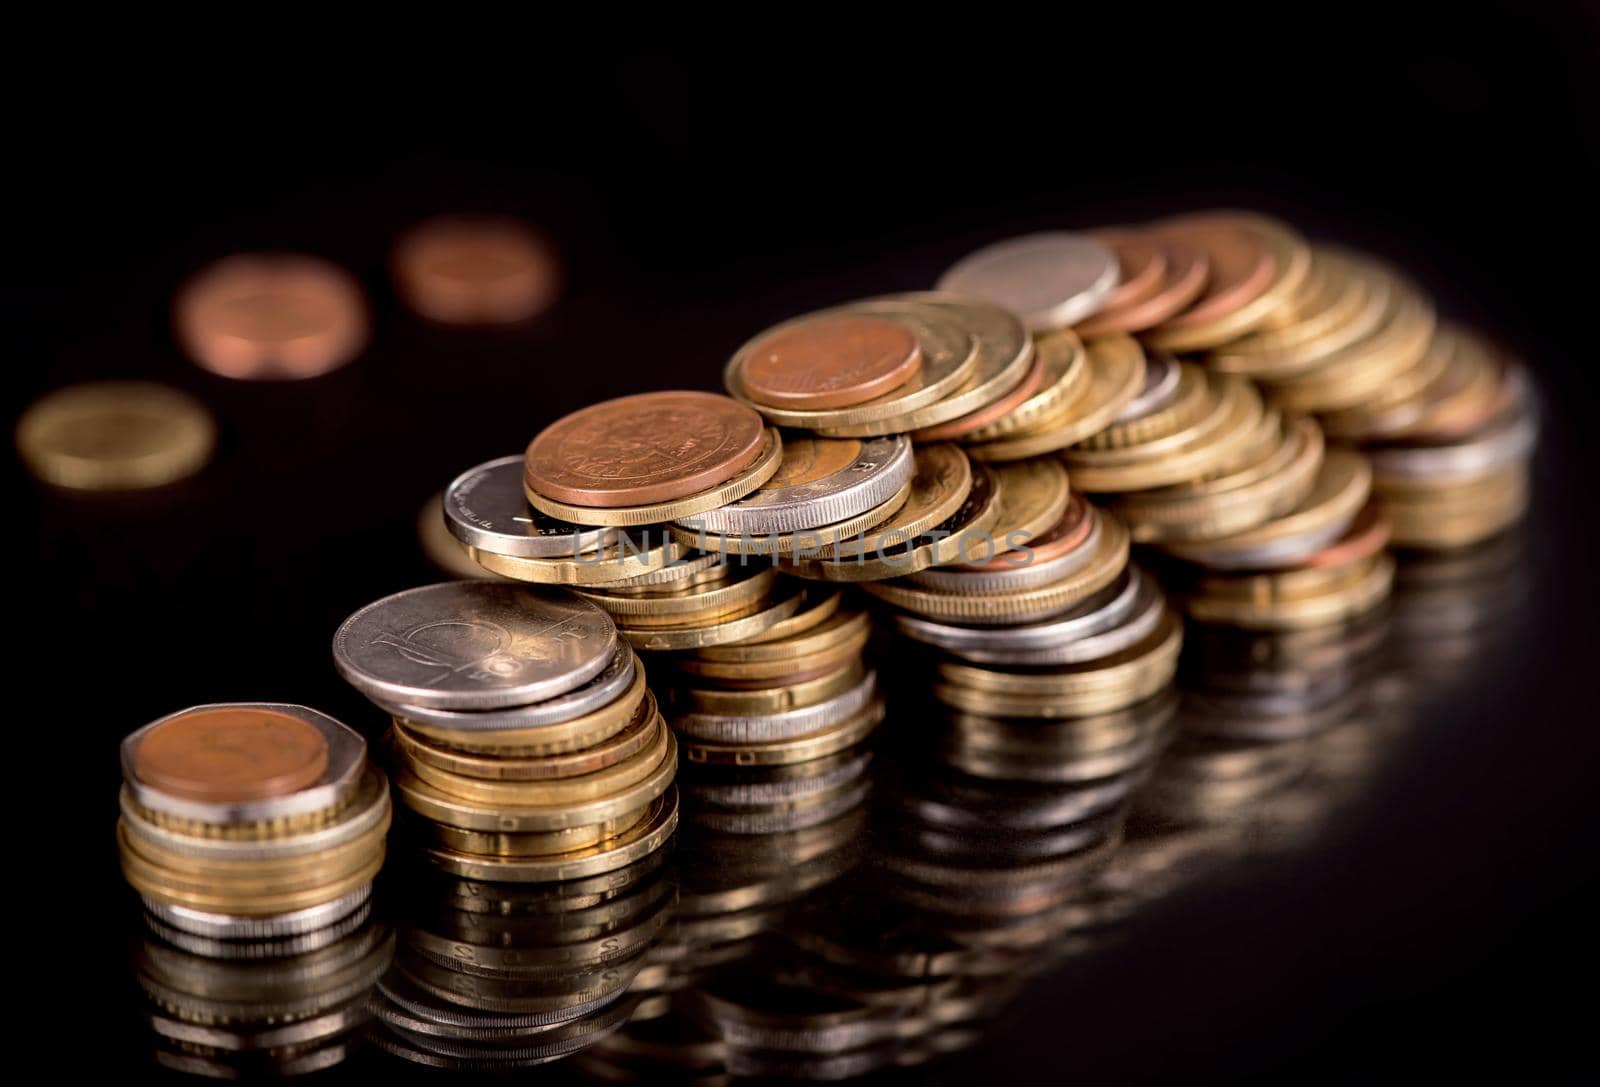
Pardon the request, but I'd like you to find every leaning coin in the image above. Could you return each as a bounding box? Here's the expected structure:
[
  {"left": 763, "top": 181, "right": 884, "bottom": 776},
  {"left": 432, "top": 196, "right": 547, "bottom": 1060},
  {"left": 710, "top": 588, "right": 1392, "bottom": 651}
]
[
  {"left": 909, "top": 493, "right": 1096, "bottom": 594},
  {"left": 578, "top": 566, "right": 776, "bottom": 621},
  {"left": 445, "top": 456, "right": 617, "bottom": 558},
  {"left": 333, "top": 582, "right": 617, "bottom": 710},
  {"left": 680, "top": 435, "right": 914, "bottom": 535},
  {"left": 963, "top": 330, "right": 1089, "bottom": 442},
  {"left": 814, "top": 444, "right": 972, "bottom": 560},
  {"left": 16, "top": 381, "right": 216, "bottom": 491},
  {"left": 935, "top": 232, "right": 1119, "bottom": 331},
  {"left": 734, "top": 312, "right": 925, "bottom": 410},
  {"left": 965, "top": 334, "right": 1146, "bottom": 461},
  {"left": 467, "top": 530, "right": 692, "bottom": 585}
]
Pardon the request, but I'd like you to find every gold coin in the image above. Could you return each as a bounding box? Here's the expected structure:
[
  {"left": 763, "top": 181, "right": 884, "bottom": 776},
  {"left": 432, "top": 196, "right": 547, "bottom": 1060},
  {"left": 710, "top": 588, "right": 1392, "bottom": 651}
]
[
  {"left": 1065, "top": 375, "right": 1266, "bottom": 492},
  {"left": 398, "top": 664, "right": 648, "bottom": 757},
  {"left": 680, "top": 701, "right": 884, "bottom": 766},
  {"left": 17, "top": 381, "right": 215, "bottom": 491},
  {"left": 1387, "top": 324, "right": 1503, "bottom": 442},
  {"left": 392, "top": 731, "right": 676, "bottom": 832},
  {"left": 620, "top": 590, "right": 804, "bottom": 651},
  {"left": 426, "top": 805, "right": 650, "bottom": 857},
  {"left": 1186, "top": 554, "right": 1395, "bottom": 629},
  {"left": 862, "top": 511, "right": 1128, "bottom": 623},
  {"left": 674, "top": 660, "right": 865, "bottom": 715},
  {"left": 1208, "top": 248, "right": 1388, "bottom": 379},
  {"left": 738, "top": 590, "right": 842, "bottom": 644},
  {"left": 668, "top": 478, "right": 912, "bottom": 555},
  {"left": 578, "top": 567, "right": 776, "bottom": 619},
  {"left": 964, "top": 330, "right": 1089, "bottom": 441},
  {"left": 588, "top": 550, "right": 726, "bottom": 591},
  {"left": 523, "top": 429, "right": 783, "bottom": 527},
  {"left": 118, "top": 809, "right": 388, "bottom": 884},
  {"left": 468, "top": 534, "right": 691, "bottom": 585},
  {"left": 966, "top": 334, "right": 1145, "bottom": 461},
  {"left": 1267, "top": 275, "right": 1435, "bottom": 414},
  {"left": 695, "top": 609, "right": 872, "bottom": 663},
  {"left": 425, "top": 788, "right": 678, "bottom": 883},
  {"left": 1142, "top": 215, "right": 1311, "bottom": 352},
  {"left": 816, "top": 444, "right": 972, "bottom": 560},
  {"left": 670, "top": 622, "right": 871, "bottom": 683},
  {"left": 419, "top": 493, "right": 510, "bottom": 580},
  {"left": 1075, "top": 360, "right": 1210, "bottom": 451},
  {"left": 984, "top": 458, "right": 1073, "bottom": 554}
]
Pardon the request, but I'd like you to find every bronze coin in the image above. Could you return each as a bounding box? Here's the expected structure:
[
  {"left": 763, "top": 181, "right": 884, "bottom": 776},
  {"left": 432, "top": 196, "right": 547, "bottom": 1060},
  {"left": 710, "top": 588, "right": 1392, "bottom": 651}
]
[
  {"left": 174, "top": 254, "right": 368, "bottom": 380},
  {"left": 1091, "top": 229, "right": 1169, "bottom": 311},
  {"left": 738, "top": 313, "right": 923, "bottom": 409},
  {"left": 1078, "top": 234, "right": 1211, "bottom": 335},
  {"left": 134, "top": 707, "right": 329, "bottom": 803},
  {"left": 524, "top": 391, "right": 767, "bottom": 507},
  {"left": 912, "top": 353, "right": 1047, "bottom": 441},
  {"left": 393, "top": 214, "right": 560, "bottom": 325},
  {"left": 1292, "top": 502, "right": 1391, "bottom": 570},
  {"left": 1148, "top": 215, "right": 1276, "bottom": 331},
  {"left": 764, "top": 437, "right": 864, "bottom": 488}
]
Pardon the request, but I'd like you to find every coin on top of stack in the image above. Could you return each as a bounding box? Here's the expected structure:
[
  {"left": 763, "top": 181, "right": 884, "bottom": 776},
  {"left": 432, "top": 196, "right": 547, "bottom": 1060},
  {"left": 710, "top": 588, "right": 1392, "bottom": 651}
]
[
  {"left": 333, "top": 582, "right": 676, "bottom": 882},
  {"left": 117, "top": 703, "right": 389, "bottom": 940}
]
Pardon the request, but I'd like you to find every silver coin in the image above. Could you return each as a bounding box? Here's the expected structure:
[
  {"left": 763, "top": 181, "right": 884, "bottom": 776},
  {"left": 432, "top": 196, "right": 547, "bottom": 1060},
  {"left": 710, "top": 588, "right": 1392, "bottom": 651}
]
[
  {"left": 141, "top": 900, "right": 374, "bottom": 959},
  {"left": 935, "top": 232, "right": 1119, "bottom": 331},
  {"left": 445, "top": 456, "right": 619, "bottom": 558},
  {"left": 907, "top": 507, "right": 1103, "bottom": 594},
  {"left": 1167, "top": 515, "right": 1357, "bottom": 570},
  {"left": 680, "top": 436, "right": 913, "bottom": 535},
  {"left": 1113, "top": 350, "right": 1182, "bottom": 423},
  {"left": 380, "top": 646, "right": 636, "bottom": 731},
  {"left": 673, "top": 674, "right": 879, "bottom": 743},
  {"left": 120, "top": 767, "right": 390, "bottom": 861},
  {"left": 333, "top": 581, "right": 617, "bottom": 710},
  {"left": 955, "top": 576, "right": 1166, "bottom": 666},
  {"left": 121, "top": 702, "right": 368, "bottom": 826},
  {"left": 894, "top": 568, "right": 1143, "bottom": 654},
  {"left": 1369, "top": 374, "right": 1539, "bottom": 482},
  {"left": 142, "top": 883, "right": 374, "bottom": 939},
  {"left": 151, "top": 1005, "right": 370, "bottom": 1053}
]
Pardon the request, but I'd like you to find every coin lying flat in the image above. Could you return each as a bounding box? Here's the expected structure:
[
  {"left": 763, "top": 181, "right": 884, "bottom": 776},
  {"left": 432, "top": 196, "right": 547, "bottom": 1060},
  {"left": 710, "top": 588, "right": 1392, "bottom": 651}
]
[
  {"left": 524, "top": 391, "right": 768, "bottom": 507},
  {"left": 936, "top": 233, "right": 1119, "bottom": 331},
  {"left": 445, "top": 455, "right": 617, "bottom": 558},
  {"left": 134, "top": 706, "right": 330, "bottom": 803},
  {"left": 16, "top": 381, "right": 216, "bottom": 491},
  {"left": 174, "top": 253, "right": 368, "bottom": 379},
  {"left": 393, "top": 214, "right": 560, "bottom": 325},
  {"left": 736, "top": 313, "right": 923, "bottom": 409},
  {"left": 333, "top": 582, "right": 618, "bottom": 710}
]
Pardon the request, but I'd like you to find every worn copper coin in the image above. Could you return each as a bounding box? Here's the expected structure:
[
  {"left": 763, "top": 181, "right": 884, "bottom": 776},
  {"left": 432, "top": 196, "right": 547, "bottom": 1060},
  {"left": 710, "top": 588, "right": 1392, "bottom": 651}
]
[
  {"left": 1148, "top": 216, "right": 1275, "bottom": 331},
  {"left": 524, "top": 391, "right": 767, "bottom": 507},
  {"left": 393, "top": 214, "right": 560, "bottom": 325},
  {"left": 174, "top": 253, "right": 368, "bottom": 380},
  {"left": 134, "top": 707, "right": 329, "bottom": 803},
  {"left": 737, "top": 313, "right": 923, "bottom": 410}
]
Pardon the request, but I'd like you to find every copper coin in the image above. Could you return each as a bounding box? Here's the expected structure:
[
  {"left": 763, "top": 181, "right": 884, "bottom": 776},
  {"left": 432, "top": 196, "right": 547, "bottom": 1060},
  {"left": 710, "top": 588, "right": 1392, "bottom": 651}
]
[
  {"left": 1148, "top": 216, "right": 1275, "bottom": 331},
  {"left": 134, "top": 706, "right": 329, "bottom": 803},
  {"left": 738, "top": 314, "right": 923, "bottom": 410},
  {"left": 912, "top": 353, "right": 1048, "bottom": 441},
  {"left": 393, "top": 214, "right": 560, "bottom": 325},
  {"left": 174, "top": 254, "right": 368, "bottom": 380},
  {"left": 1078, "top": 234, "right": 1211, "bottom": 335},
  {"left": 1091, "top": 230, "right": 1169, "bottom": 311},
  {"left": 525, "top": 391, "right": 767, "bottom": 507}
]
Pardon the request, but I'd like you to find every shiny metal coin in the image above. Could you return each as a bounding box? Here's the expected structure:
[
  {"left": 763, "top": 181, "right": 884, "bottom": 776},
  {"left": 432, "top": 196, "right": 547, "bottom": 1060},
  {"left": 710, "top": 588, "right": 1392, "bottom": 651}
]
[
  {"left": 140, "top": 901, "right": 374, "bottom": 958},
  {"left": 141, "top": 883, "right": 374, "bottom": 939},
  {"left": 673, "top": 671, "right": 878, "bottom": 743},
  {"left": 955, "top": 573, "right": 1167, "bottom": 665},
  {"left": 1112, "top": 349, "right": 1182, "bottom": 423},
  {"left": 893, "top": 568, "right": 1144, "bottom": 654},
  {"left": 908, "top": 512, "right": 1104, "bottom": 595},
  {"left": 334, "top": 582, "right": 617, "bottom": 710},
  {"left": 376, "top": 646, "right": 636, "bottom": 731},
  {"left": 445, "top": 455, "right": 618, "bottom": 558},
  {"left": 681, "top": 435, "right": 913, "bottom": 535},
  {"left": 936, "top": 232, "right": 1119, "bottom": 331}
]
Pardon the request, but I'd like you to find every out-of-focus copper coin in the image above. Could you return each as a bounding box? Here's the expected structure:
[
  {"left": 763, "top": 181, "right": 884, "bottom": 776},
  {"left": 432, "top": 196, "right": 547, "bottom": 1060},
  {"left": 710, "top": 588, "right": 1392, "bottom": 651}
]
[
  {"left": 912, "top": 352, "right": 1047, "bottom": 441},
  {"left": 1148, "top": 216, "right": 1275, "bottom": 331},
  {"left": 134, "top": 706, "right": 329, "bottom": 803},
  {"left": 737, "top": 314, "right": 923, "bottom": 410},
  {"left": 525, "top": 391, "right": 768, "bottom": 507},
  {"left": 1091, "top": 230, "right": 1168, "bottom": 311},
  {"left": 175, "top": 254, "right": 368, "bottom": 380},
  {"left": 393, "top": 215, "right": 560, "bottom": 325},
  {"left": 1078, "top": 234, "right": 1211, "bottom": 335}
]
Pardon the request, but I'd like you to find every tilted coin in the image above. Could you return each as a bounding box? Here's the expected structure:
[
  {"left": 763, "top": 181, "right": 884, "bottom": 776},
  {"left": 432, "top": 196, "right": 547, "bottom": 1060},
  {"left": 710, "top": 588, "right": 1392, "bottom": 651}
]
[
  {"left": 333, "top": 582, "right": 618, "bottom": 710},
  {"left": 16, "top": 382, "right": 216, "bottom": 491},
  {"left": 910, "top": 493, "right": 1096, "bottom": 594},
  {"left": 735, "top": 312, "right": 924, "bottom": 409},
  {"left": 680, "top": 700, "right": 885, "bottom": 766},
  {"left": 392, "top": 214, "right": 560, "bottom": 325},
  {"left": 693, "top": 608, "right": 871, "bottom": 663},
  {"left": 1186, "top": 554, "right": 1395, "bottom": 630},
  {"left": 670, "top": 478, "right": 911, "bottom": 556},
  {"left": 420, "top": 493, "right": 510, "bottom": 580},
  {"left": 974, "top": 457, "right": 1072, "bottom": 558},
  {"left": 445, "top": 456, "right": 617, "bottom": 558},
  {"left": 680, "top": 435, "right": 913, "bottom": 535},
  {"left": 674, "top": 659, "right": 865, "bottom": 715},
  {"left": 524, "top": 390, "right": 767, "bottom": 507},
  {"left": 381, "top": 646, "right": 637, "bottom": 732},
  {"left": 935, "top": 232, "right": 1119, "bottom": 331},
  {"left": 965, "top": 333, "right": 1146, "bottom": 461},
  {"left": 174, "top": 253, "right": 369, "bottom": 379},
  {"left": 398, "top": 663, "right": 647, "bottom": 757},
  {"left": 952, "top": 570, "right": 1168, "bottom": 666},
  {"left": 468, "top": 530, "right": 694, "bottom": 584},
  {"left": 1077, "top": 230, "right": 1210, "bottom": 335},
  {"left": 964, "top": 330, "right": 1089, "bottom": 442},
  {"left": 814, "top": 443, "right": 972, "bottom": 560},
  {"left": 911, "top": 349, "right": 1046, "bottom": 442},
  {"left": 578, "top": 565, "right": 775, "bottom": 620}
]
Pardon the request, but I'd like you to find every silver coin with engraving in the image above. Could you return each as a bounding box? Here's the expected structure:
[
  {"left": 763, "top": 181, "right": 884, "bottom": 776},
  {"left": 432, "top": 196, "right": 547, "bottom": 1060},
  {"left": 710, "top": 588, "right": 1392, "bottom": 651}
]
[
  {"left": 935, "top": 232, "right": 1119, "bottom": 331},
  {"left": 679, "top": 435, "right": 913, "bottom": 535},
  {"left": 333, "top": 582, "right": 617, "bottom": 710},
  {"left": 445, "top": 455, "right": 618, "bottom": 558}
]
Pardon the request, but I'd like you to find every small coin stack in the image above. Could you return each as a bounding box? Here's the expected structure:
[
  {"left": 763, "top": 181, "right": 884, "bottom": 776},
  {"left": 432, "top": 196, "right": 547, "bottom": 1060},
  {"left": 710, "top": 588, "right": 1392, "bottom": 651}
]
[
  {"left": 332, "top": 582, "right": 677, "bottom": 883},
  {"left": 368, "top": 854, "right": 674, "bottom": 1069},
  {"left": 117, "top": 703, "right": 390, "bottom": 943}
]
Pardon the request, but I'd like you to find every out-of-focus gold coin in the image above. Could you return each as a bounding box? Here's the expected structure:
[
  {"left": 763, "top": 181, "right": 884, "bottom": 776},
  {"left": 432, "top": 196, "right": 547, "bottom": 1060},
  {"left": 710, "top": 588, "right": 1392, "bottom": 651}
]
[{"left": 16, "top": 381, "right": 215, "bottom": 491}]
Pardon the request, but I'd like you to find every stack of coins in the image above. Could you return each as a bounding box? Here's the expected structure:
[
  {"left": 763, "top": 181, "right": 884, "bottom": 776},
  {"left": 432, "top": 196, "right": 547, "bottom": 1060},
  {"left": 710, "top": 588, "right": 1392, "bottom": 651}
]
[
  {"left": 367, "top": 854, "right": 673, "bottom": 1069},
  {"left": 332, "top": 582, "right": 677, "bottom": 882},
  {"left": 135, "top": 913, "right": 392, "bottom": 1077},
  {"left": 117, "top": 703, "right": 390, "bottom": 942}
]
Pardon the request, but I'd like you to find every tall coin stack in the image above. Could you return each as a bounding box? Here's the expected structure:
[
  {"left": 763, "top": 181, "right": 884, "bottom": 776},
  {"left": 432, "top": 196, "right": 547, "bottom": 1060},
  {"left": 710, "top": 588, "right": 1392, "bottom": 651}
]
[
  {"left": 333, "top": 582, "right": 677, "bottom": 882},
  {"left": 118, "top": 703, "right": 390, "bottom": 943}
]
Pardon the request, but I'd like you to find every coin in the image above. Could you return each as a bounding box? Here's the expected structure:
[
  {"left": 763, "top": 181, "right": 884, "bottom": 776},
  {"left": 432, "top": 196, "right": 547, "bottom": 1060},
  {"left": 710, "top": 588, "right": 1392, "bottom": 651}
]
[
  {"left": 816, "top": 443, "right": 972, "bottom": 560},
  {"left": 419, "top": 493, "right": 510, "bottom": 580},
  {"left": 911, "top": 350, "right": 1047, "bottom": 441},
  {"left": 468, "top": 530, "right": 695, "bottom": 584},
  {"left": 333, "top": 582, "right": 618, "bottom": 710},
  {"left": 393, "top": 214, "right": 560, "bottom": 325},
  {"left": 911, "top": 493, "right": 1095, "bottom": 593},
  {"left": 445, "top": 456, "right": 617, "bottom": 558},
  {"left": 579, "top": 566, "right": 776, "bottom": 620},
  {"left": 1147, "top": 214, "right": 1312, "bottom": 351},
  {"left": 134, "top": 706, "right": 330, "bottom": 803},
  {"left": 675, "top": 660, "right": 864, "bottom": 715},
  {"left": 680, "top": 435, "right": 913, "bottom": 535},
  {"left": 398, "top": 663, "right": 647, "bottom": 756},
  {"left": 680, "top": 700, "right": 885, "bottom": 766},
  {"left": 381, "top": 646, "right": 637, "bottom": 732},
  {"left": 978, "top": 458, "right": 1072, "bottom": 557},
  {"left": 1077, "top": 233, "right": 1210, "bottom": 336},
  {"left": 174, "top": 253, "right": 368, "bottom": 379},
  {"left": 695, "top": 609, "right": 872, "bottom": 664},
  {"left": 735, "top": 313, "right": 924, "bottom": 409},
  {"left": 619, "top": 589, "right": 804, "bottom": 651},
  {"left": 524, "top": 390, "right": 767, "bottom": 507},
  {"left": 16, "top": 381, "right": 216, "bottom": 490},
  {"left": 966, "top": 333, "right": 1146, "bottom": 461},
  {"left": 1145, "top": 215, "right": 1275, "bottom": 333},
  {"left": 935, "top": 233, "right": 1119, "bottom": 331},
  {"left": 674, "top": 672, "right": 878, "bottom": 743},
  {"left": 393, "top": 693, "right": 660, "bottom": 781}
]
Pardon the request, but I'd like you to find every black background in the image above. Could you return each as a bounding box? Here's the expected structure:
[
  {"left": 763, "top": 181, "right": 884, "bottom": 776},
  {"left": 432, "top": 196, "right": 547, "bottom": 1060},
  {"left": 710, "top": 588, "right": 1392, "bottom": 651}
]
[{"left": 15, "top": 12, "right": 1599, "bottom": 1083}]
